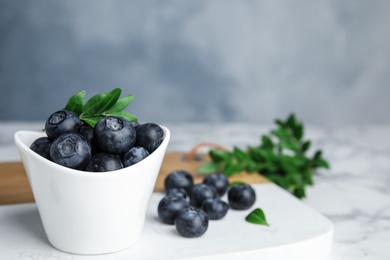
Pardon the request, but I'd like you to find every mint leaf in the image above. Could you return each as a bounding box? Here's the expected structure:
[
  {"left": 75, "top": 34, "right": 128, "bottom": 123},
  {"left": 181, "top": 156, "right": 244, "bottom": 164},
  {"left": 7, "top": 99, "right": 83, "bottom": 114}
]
[
  {"left": 64, "top": 90, "right": 85, "bottom": 115},
  {"left": 104, "top": 111, "right": 137, "bottom": 122},
  {"left": 81, "top": 93, "right": 107, "bottom": 116},
  {"left": 81, "top": 116, "right": 102, "bottom": 128},
  {"left": 245, "top": 208, "right": 269, "bottom": 226},
  {"left": 209, "top": 149, "right": 231, "bottom": 162},
  {"left": 107, "top": 94, "right": 134, "bottom": 113},
  {"left": 198, "top": 161, "right": 221, "bottom": 174}
]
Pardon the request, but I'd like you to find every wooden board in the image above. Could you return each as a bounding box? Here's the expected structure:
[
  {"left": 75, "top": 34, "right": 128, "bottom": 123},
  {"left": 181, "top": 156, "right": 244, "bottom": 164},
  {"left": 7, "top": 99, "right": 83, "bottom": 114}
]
[{"left": 0, "top": 152, "right": 268, "bottom": 205}]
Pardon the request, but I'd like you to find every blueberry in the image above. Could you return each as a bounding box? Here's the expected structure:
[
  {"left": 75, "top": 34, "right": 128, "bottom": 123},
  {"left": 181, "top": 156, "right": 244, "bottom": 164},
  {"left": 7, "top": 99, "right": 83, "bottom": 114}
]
[
  {"left": 175, "top": 207, "right": 208, "bottom": 238},
  {"left": 45, "top": 110, "right": 82, "bottom": 140},
  {"left": 166, "top": 187, "right": 188, "bottom": 200},
  {"left": 94, "top": 116, "right": 136, "bottom": 154},
  {"left": 30, "top": 137, "right": 52, "bottom": 160},
  {"left": 79, "top": 124, "right": 100, "bottom": 154},
  {"left": 135, "top": 123, "right": 164, "bottom": 154},
  {"left": 190, "top": 184, "right": 218, "bottom": 208},
  {"left": 203, "top": 173, "right": 230, "bottom": 197},
  {"left": 86, "top": 153, "right": 124, "bottom": 172},
  {"left": 228, "top": 184, "right": 256, "bottom": 210},
  {"left": 122, "top": 146, "right": 149, "bottom": 167},
  {"left": 200, "top": 198, "right": 229, "bottom": 220},
  {"left": 164, "top": 170, "right": 194, "bottom": 194},
  {"left": 158, "top": 195, "right": 189, "bottom": 225},
  {"left": 50, "top": 133, "right": 91, "bottom": 170}
]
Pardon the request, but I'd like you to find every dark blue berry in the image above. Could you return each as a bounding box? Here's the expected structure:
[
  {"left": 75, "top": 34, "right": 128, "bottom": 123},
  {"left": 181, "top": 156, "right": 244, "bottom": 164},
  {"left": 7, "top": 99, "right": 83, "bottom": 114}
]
[
  {"left": 166, "top": 187, "right": 188, "bottom": 200},
  {"left": 50, "top": 133, "right": 91, "bottom": 170},
  {"left": 135, "top": 123, "right": 164, "bottom": 154},
  {"left": 30, "top": 137, "right": 52, "bottom": 160},
  {"left": 158, "top": 195, "right": 189, "bottom": 225},
  {"left": 94, "top": 116, "right": 136, "bottom": 154},
  {"left": 79, "top": 124, "right": 100, "bottom": 154},
  {"left": 201, "top": 198, "right": 229, "bottom": 220},
  {"left": 175, "top": 207, "right": 208, "bottom": 238},
  {"left": 86, "top": 153, "right": 124, "bottom": 172},
  {"left": 45, "top": 110, "right": 82, "bottom": 140},
  {"left": 228, "top": 184, "right": 256, "bottom": 210},
  {"left": 122, "top": 146, "right": 149, "bottom": 167},
  {"left": 203, "top": 173, "right": 230, "bottom": 197},
  {"left": 165, "top": 170, "right": 194, "bottom": 194},
  {"left": 190, "top": 184, "right": 218, "bottom": 208}
]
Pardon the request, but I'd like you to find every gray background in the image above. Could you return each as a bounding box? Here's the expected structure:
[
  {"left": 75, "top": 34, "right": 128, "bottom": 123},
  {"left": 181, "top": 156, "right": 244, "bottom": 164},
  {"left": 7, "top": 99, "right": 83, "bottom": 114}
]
[{"left": 1, "top": 0, "right": 389, "bottom": 126}]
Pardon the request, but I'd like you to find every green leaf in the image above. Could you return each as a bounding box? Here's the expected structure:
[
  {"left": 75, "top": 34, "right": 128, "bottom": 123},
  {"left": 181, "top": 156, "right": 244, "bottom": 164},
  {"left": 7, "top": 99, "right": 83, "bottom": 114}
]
[
  {"left": 223, "top": 162, "right": 243, "bottom": 177},
  {"left": 314, "top": 159, "right": 330, "bottom": 169},
  {"left": 198, "top": 161, "right": 221, "bottom": 174},
  {"left": 80, "top": 116, "right": 103, "bottom": 128},
  {"left": 81, "top": 88, "right": 121, "bottom": 116},
  {"left": 286, "top": 113, "right": 296, "bottom": 129},
  {"left": 301, "top": 140, "right": 311, "bottom": 153},
  {"left": 209, "top": 149, "right": 231, "bottom": 162},
  {"left": 105, "top": 111, "right": 137, "bottom": 122},
  {"left": 107, "top": 94, "right": 134, "bottom": 113},
  {"left": 245, "top": 208, "right": 269, "bottom": 226},
  {"left": 271, "top": 128, "right": 290, "bottom": 139},
  {"left": 233, "top": 147, "right": 252, "bottom": 163},
  {"left": 261, "top": 135, "right": 273, "bottom": 150},
  {"left": 64, "top": 90, "right": 85, "bottom": 115}
]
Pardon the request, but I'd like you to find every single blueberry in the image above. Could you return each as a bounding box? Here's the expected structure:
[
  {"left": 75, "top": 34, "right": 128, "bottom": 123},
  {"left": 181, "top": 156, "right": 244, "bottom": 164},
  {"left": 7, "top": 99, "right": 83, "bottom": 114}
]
[
  {"left": 86, "top": 153, "right": 124, "bottom": 172},
  {"left": 200, "top": 198, "right": 229, "bottom": 220},
  {"left": 228, "top": 184, "right": 256, "bottom": 210},
  {"left": 175, "top": 207, "right": 208, "bottom": 238},
  {"left": 122, "top": 146, "right": 149, "bottom": 167},
  {"left": 45, "top": 110, "right": 82, "bottom": 140},
  {"left": 50, "top": 133, "right": 91, "bottom": 170},
  {"left": 189, "top": 184, "right": 218, "bottom": 208},
  {"left": 79, "top": 124, "right": 100, "bottom": 154},
  {"left": 164, "top": 170, "right": 194, "bottom": 194},
  {"left": 203, "top": 173, "right": 230, "bottom": 197},
  {"left": 30, "top": 137, "right": 52, "bottom": 160},
  {"left": 135, "top": 123, "right": 164, "bottom": 154},
  {"left": 157, "top": 195, "right": 189, "bottom": 225},
  {"left": 166, "top": 187, "right": 188, "bottom": 200},
  {"left": 94, "top": 116, "right": 136, "bottom": 154}
]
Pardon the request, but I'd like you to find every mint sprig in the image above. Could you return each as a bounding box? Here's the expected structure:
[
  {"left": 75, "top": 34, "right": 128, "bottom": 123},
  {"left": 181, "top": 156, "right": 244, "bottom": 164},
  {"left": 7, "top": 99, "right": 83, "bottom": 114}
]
[
  {"left": 64, "top": 88, "right": 137, "bottom": 127},
  {"left": 198, "top": 113, "right": 330, "bottom": 199},
  {"left": 245, "top": 208, "right": 269, "bottom": 226}
]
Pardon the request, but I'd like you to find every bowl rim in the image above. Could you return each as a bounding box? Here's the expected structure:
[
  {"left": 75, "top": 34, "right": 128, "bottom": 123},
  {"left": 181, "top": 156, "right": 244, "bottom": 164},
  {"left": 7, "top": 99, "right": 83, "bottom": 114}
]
[{"left": 14, "top": 125, "right": 170, "bottom": 178}]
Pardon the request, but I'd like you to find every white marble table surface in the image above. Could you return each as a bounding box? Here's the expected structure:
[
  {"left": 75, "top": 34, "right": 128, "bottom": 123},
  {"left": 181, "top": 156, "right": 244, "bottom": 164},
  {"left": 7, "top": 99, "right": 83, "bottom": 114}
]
[{"left": 0, "top": 122, "right": 389, "bottom": 260}]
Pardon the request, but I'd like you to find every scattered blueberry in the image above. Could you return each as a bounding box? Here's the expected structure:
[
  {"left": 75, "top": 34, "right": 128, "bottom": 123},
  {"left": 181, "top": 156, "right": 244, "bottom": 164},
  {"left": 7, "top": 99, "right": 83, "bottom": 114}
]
[
  {"left": 158, "top": 195, "right": 189, "bottom": 225},
  {"left": 45, "top": 110, "right": 82, "bottom": 140},
  {"left": 228, "top": 184, "right": 256, "bottom": 210},
  {"left": 165, "top": 170, "right": 194, "bottom": 193},
  {"left": 189, "top": 184, "right": 218, "bottom": 208},
  {"left": 50, "top": 133, "right": 91, "bottom": 170},
  {"left": 94, "top": 116, "right": 136, "bottom": 154},
  {"left": 175, "top": 207, "right": 208, "bottom": 238},
  {"left": 86, "top": 153, "right": 124, "bottom": 172},
  {"left": 166, "top": 187, "right": 188, "bottom": 200},
  {"left": 135, "top": 123, "right": 164, "bottom": 154},
  {"left": 122, "top": 146, "right": 149, "bottom": 167},
  {"left": 30, "top": 137, "right": 52, "bottom": 160},
  {"left": 200, "top": 198, "right": 229, "bottom": 220},
  {"left": 203, "top": 173, "right": 230, "bottom": 197}
]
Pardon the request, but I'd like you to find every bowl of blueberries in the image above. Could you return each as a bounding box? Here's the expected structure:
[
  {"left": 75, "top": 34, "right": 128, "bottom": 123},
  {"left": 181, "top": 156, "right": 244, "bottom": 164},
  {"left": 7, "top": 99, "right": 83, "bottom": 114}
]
[{"left": 14, "top": 108, "right": 170, "bottom": 255}]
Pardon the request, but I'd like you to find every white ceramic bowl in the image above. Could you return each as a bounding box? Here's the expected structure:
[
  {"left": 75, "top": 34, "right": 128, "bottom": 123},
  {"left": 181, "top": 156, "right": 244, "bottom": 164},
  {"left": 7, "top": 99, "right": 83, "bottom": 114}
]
[{"left": 14, "top": 126, "right": 170, "bottom": 255}]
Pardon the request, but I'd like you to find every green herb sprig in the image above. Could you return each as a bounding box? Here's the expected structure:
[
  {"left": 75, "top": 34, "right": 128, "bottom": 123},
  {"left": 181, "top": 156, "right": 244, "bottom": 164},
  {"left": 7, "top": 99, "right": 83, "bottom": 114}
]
[
  {"left": 246, "top": 208, "right": 269, "bottom": 226},
  {"left": 64, "top": 88, "right": 137, "bottom": 127},
  {"left": 198, "top": 114, "right": 330, "bottom": 199}
]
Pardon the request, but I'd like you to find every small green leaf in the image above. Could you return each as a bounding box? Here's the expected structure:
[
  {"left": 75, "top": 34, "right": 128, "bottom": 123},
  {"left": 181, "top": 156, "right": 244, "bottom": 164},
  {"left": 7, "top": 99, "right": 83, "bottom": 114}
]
[
  {"left": 314, "top": 159, "right": 330, "bottom": 169},
  {"left": 271, "top": 128, "right": 289, "bottom": 139},
  {"left": 233, "top": 147, "right": 252, "bottom": 163},
  {"left": 301, "top": 140, "right": 311, "bottom": 152},
  {"left": 245, "top": 208, "right": 269, "bottom": 226},
  {"left": 209, "top": 149, "right": 231, "bottom": 162},
  {"left": 223, "top": 162, "right": 243, "bottom": 176},
  {"left": 294, "top": 123, "right": 304, "bottom": 141},
  {"left": 64, "top": 90, "right": 85, "bottom": 115},
  {"left": 81, "top": 93, "right": 107, "bottom": 116},
  {"left": 107, "top": 94, "right": 134, "bottom": 113},
  {"left": 80, "top": 116, "right": 103, "bottom": 128},
  {"left": 105, "top": 111, "right": 137, "bottom": 122},
  {"left": 198, "top": 161, "right": 221, "bottom": 174}
]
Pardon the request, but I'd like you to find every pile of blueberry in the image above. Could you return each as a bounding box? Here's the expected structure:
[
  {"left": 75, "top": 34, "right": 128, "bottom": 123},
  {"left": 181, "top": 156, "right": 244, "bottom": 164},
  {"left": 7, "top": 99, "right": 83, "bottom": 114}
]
[
  {"left": 158, "top": 170, "right": 256, "bottom": 238},
  {"left": 30, "top": 110, "right": 164, "bottom": 172}
]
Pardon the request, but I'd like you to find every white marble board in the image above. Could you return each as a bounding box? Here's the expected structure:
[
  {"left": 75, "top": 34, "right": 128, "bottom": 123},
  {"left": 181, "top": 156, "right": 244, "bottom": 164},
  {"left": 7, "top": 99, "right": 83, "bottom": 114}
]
[{"left": 0, "top": 183, "right": 333, "bottom": 260}]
